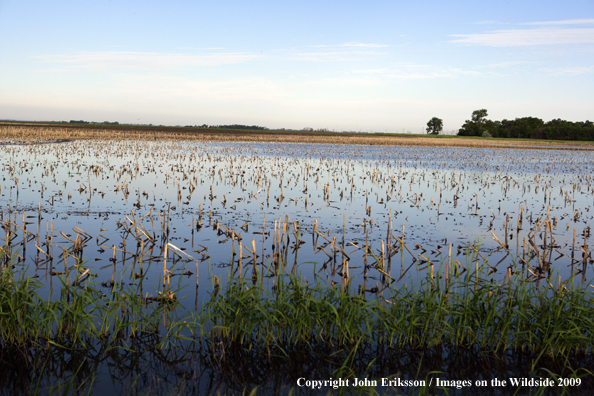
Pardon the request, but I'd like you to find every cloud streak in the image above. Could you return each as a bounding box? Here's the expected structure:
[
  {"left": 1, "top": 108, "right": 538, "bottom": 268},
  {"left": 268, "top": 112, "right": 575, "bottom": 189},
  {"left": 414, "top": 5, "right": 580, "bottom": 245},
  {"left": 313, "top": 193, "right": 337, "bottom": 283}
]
[
  {"left": 112, "top": 74, "right": 290, "bottom": 102},
  {"left": 538, "top": 66, "right": 594, "bottom": 76},
  {"left": 476, "top": 61, "right": 535, "bottom": 69},
  {"left": 452, "top": 19, "right": 594, "bottom": 47},
  {"left": 291, "top": 50, "right": 386, "bottom": 62},
  {"left": 311, "top": 42, "right": 390, "bottom": 48},
  {"left": 520, "top": 18, "right": 594, "bottom": 26},
  {"left": 353, "top": 64, "right": 480, "bottom": 79},
  {"left": 289, "top": 42, "right": 390, "bottom": 62},
  {"left": 36, "top": 44, "right": 390, "bottom": 69},
  {"left": 35, "top": 51, "right": 259, "bottom": 71}
]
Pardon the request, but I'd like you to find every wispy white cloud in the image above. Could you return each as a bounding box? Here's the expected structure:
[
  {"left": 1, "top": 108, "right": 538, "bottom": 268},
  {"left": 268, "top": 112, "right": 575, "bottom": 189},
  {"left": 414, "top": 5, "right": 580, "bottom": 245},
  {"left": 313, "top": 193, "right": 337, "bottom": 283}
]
[
  {"left": 288, "top": 42, "right": 390, "bottom": 62},
  {"left": 291, "top": 50, "right": 386, "bottom": 62},
  {"left": 472, "top": 21, "right": 510, "bottom": 25},
  {"left": 311, "top": 42, "right": 390, "bottom": 48},
  {"left": 477, "top": 60, "right": 535, "bottom": 69},
  {"left": 353, "top": 64, "right": 480, "bottom": 79},
  {"left": 113, "top": 74, "right": 289, "bottom": 102},
  {"left": 520, "top": 18, "right": 594, "bottom": 26},
  {"left": 453, "top": 19, "right": 594, "bottom": 47},
  {"left": 37, "top": 45, "right": 390, "bottom": 69},
  {"left": 295, "top": 76, "right": 382, "bottom": 88},
  {"left": 451, "top": 27, "right": 594, "bottom": 46},
  {"left": 538, "top": 66, "right": 594, "bottom": 76},
  {"left": 339, "top": 42, "right": 390, "bottom": 48},
  {"left": 175, "top": 47, "right": 226, "bottom": 50},
  {"left": 35, "top": 51, "right": 258, "bottom": 71}
]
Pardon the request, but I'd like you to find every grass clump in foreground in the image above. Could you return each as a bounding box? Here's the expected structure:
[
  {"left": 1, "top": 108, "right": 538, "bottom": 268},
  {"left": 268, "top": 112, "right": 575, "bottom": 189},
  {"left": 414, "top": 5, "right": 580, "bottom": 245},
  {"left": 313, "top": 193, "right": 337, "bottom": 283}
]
[
  {"left": 0, "top": 262, "right": 182, "bottom": 350},
  {"left": 2, "top": 244, "right": 594, "bottom": 395},
  {"left": 199, "top": 263, "right": 594, "bottom": 394},
  {"left": 203, "top": 266, "right": 594, "bottom": 356}
]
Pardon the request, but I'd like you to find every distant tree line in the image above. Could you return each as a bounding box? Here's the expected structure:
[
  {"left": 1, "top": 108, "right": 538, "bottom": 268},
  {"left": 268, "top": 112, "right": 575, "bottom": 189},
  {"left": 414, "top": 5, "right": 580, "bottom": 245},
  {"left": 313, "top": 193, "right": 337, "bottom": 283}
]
[
  {"left": 301, "top": 127, "right": 330, "bottom": 132},
  {"left": 11, "top": 116, "right": 593, "bottom": 141},
  {"left": 216, "top": 124, "right": 267, "bottom": 130},
  {"left": 457, "top": 109, "right": 594, "bottom": 141},
  {"left": 64, "top": 121, "right": 269, "bottom": 130},
  {"left": 183, "top": 124, "right": 268, "bottom": 130},
  {"left": 69, "top": 120, "right": 120, "bottom": 125}
]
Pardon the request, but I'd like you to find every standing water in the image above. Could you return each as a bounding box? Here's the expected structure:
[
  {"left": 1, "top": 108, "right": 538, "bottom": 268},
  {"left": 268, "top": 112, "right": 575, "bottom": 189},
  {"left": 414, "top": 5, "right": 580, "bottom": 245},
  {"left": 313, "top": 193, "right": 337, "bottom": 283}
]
[{"left": 1, "top": 139, "right": 593, "bottom": 395}]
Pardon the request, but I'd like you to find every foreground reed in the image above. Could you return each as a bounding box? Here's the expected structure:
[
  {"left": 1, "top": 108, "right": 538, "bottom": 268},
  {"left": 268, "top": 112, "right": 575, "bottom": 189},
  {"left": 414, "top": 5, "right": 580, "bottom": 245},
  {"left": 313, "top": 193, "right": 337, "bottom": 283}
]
[
  {"left": 0, "top": 252, "right": 184, "bottom": 350},
  {"left": 203, "top": 263, "right": 594, "bottom": 357},
  {"left": 2, "top": 244, "right": 593, "bottom": 395},
  {"left": 5, "top": 253, "right": 593, "bottom": 356}
]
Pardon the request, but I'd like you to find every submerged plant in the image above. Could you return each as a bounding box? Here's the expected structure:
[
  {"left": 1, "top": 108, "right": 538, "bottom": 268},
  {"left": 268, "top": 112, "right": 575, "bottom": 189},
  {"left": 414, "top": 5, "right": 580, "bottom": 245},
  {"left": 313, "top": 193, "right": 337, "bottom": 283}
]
[{"left": 199, "top": 255, "right": 594, "bottom": 358}]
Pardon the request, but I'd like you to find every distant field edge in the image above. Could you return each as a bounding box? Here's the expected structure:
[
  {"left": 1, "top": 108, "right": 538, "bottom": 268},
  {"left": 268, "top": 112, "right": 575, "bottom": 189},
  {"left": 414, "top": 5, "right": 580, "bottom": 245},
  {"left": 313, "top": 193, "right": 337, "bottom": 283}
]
[{"left": 1, "top": 122, "right": 594, "bottom": 150}]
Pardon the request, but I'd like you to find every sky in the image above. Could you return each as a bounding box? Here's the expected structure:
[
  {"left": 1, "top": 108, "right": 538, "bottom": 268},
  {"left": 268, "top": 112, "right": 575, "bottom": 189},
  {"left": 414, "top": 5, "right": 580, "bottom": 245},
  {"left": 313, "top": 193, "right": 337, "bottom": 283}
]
[{"left": 0, "top": 1, "right": 593, "bottom": 133}]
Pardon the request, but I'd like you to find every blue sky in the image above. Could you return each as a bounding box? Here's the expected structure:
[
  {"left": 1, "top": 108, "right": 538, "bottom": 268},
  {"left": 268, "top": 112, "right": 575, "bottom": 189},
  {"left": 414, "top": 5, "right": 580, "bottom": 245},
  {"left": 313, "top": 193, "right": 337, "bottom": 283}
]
[{"left": 1, "top": 1, "right": 592, "bottom": 133}]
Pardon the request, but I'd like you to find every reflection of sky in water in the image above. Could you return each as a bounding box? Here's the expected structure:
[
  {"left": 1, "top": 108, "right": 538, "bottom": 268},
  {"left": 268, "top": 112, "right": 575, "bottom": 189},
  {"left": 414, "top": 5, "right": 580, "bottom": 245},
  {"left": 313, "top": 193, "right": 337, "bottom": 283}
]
[{"left": 1, "top": 140, "right": 593, "bottom": 302}]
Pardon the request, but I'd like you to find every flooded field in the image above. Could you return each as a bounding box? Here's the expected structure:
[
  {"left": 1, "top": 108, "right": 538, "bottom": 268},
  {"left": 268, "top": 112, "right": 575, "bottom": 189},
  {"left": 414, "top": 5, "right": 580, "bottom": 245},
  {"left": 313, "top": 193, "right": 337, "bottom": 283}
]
[
  {"left": 2, "top": 139, "right": 593, "bottom": 291},
  {"left": 1, "top": 136, "right": 594, "bottom": 395}
]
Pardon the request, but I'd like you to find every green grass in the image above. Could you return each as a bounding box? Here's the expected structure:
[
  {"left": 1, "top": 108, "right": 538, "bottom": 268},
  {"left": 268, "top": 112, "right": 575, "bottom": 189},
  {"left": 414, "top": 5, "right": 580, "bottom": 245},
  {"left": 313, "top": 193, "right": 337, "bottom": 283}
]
[
  {"left": 198, "top": 265, "right": 594, "bottom": 356},
  {"left": 1, "top": 244, "right": 594, "bottom": 395},
  {"left": 0, "top": 256, "right": 183, "bottom": 350}
]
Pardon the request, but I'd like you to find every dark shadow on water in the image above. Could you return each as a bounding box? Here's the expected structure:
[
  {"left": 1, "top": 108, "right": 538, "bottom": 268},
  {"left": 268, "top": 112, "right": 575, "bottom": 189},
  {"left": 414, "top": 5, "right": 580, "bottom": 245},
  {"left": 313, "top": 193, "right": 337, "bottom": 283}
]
[{"left": 1, "top": 338, "right": 593, "bottom": 395}]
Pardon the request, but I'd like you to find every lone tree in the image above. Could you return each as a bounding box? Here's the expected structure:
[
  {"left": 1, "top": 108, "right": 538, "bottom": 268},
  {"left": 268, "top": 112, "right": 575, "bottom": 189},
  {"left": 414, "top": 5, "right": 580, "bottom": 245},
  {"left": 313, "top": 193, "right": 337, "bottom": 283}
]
[{"left": 426, "top": 117, "right": 443, "bottom": 135}]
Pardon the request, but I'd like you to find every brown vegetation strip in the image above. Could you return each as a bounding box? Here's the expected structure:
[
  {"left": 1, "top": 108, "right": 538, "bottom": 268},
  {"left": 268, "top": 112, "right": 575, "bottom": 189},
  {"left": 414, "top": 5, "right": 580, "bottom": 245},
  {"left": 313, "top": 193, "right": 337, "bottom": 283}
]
[{"left": 1, "top": 123, "right": 592, "bottom": 149}]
